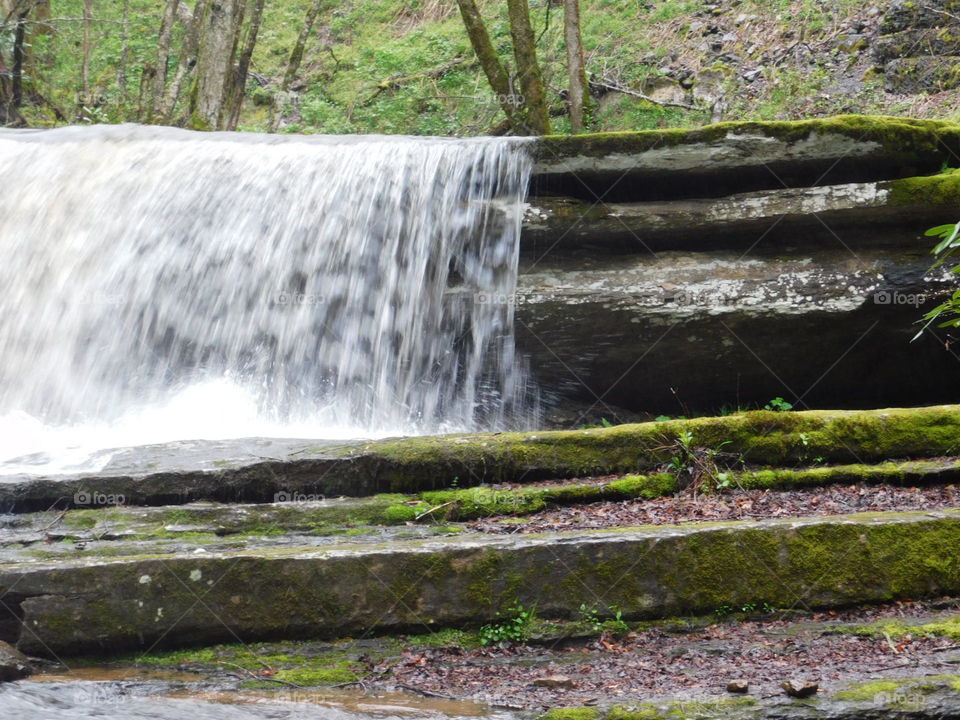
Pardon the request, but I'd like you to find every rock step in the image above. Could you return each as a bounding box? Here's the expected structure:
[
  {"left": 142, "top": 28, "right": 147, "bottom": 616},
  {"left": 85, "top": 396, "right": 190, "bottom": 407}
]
[
  {"left": 2, "top": 508, "right": 958, "bottom": 656},
  {"left": 522, "top": 175, "right": 959, "bottom": 251},
  {"left": 530, "top": 116, "right": 960, "bottom": 202},
  {"left": 3, "top": 405, "right": 960, "bottom": 512}
]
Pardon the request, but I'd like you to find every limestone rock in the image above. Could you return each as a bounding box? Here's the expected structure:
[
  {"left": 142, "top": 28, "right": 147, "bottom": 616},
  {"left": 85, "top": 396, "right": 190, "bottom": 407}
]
[
  {"left": 533, "top": 674, "right": 576, "bottom": 689},
  {"left": 782, "top": 679, "right": 819, "bottom": 698},
  {"left": 0, "top": 641, "right": 33, "bottom": 682}
]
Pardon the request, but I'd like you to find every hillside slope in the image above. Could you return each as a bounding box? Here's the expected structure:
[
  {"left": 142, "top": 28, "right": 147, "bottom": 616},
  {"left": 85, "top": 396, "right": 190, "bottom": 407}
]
[{"left": 12, "top": 0, "right": 960, "bottom": 135}]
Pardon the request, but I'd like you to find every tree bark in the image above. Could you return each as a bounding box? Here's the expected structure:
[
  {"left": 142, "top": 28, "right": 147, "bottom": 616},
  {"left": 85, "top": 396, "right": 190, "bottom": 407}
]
[
  {"left": 505, "top": 0, "right": 550, "bottom": 135},
  {"left": 150, "top": 0, "right": 180, "bottom": 122},
  {"left": 189, "top": 0, "right": 243, "bottom": 130},
  {"left": 160, "top": 0, "right": 206, "bottom": 123},
  {"left": 268, "top": 0, "right": 324, "bottom": 131},
  {"left": 117, "top": 0, "right": 130, "bottom": 115},
  {"left": 563, "top": 0, "right": 587, "bottom": 132},
  {"left": 80, "top": 0, "right": 92, "bottom": 110},
  {"left": 224, "top": 0, "right": 265, "bottom": 130},
  {"left": 454, "top": 0, "right": 518, "bottom": 128}
]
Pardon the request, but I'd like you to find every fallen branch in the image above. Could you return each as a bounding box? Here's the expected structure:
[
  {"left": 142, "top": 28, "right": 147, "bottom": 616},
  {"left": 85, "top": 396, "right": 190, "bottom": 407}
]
[
  {"left": 415, "top": 501, "right": 454, "bottom": 520},
  {"left": 592, "top": 76, "right": 701, "bottom": 111}
]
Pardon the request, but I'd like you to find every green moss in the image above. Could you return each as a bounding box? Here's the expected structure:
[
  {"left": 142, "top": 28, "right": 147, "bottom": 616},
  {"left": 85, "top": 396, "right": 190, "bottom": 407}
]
[
  {"left": 846, "top": 614, "right": 960, "bottom": 641},
  {"left": 537, "top": 115, "right": 960, "bottom": 162},
  {"left": 273, "top": 662, "right": 360, "bottom": 686},
  {"left": 351, "top": 405, "right": 960, "bottom": 494},
  {"left": 834, "top": 679, "right": 906, "bottom": 702},
  {"left": 606, "top": 698, "right": 756, "bottom": 720},
  {"left": 383, "top": 504, "right": 421, "bottom": 523},
  {"left": 834, "top": 676, "right": 960, "bottom": 702},
  {"left": 889, "top": 171, "right": 960, "bottom": 206},
  {"left": 541, "top": 709, "right": 601, "bottom": 720}
]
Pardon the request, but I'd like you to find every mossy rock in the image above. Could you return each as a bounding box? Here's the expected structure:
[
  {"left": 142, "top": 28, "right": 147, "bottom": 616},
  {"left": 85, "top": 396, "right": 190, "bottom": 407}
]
[{"left": 883, "top": 56, "right": 960, "bottom": 94}]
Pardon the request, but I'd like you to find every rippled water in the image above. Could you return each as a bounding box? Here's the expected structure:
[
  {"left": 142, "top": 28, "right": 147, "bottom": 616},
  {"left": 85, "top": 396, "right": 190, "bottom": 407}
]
[
  {"left": 0, "top": 126, "right": 537, "bottom": 473},
  {"left": 2, "top": 678, "right": 504, "bottom": 720}
]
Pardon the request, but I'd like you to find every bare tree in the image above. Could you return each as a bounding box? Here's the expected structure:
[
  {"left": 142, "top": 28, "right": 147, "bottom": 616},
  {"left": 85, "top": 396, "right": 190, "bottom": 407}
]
[
  {"left": 189, "top": 0, "right": 244, "bottom": 129},
  {"left": 159, "top": 0, "right": 207, "bottom": 123},
  {"left": 117, "top": 0, "right": 130, "bottom": 114},
  {"left": 563, "top": 0, "right": 587, "bottom": 132},
  {"left": 80, "top": 0, "right": 93, "bottom": 110},
  {"left": 223, "top": 0, "right": 265, "bottom": 130},
  {"left": 454, "top": 0, "right": 517, "bottom": 128},
  {"left": 506, "top": 0, "right": 550, "bottom": 134},
  {"left": 150, "top": 0, "right": 181, "bottom": 122},
  {"left": 269, "top": 0, "right": 324, "bottom": 131}
]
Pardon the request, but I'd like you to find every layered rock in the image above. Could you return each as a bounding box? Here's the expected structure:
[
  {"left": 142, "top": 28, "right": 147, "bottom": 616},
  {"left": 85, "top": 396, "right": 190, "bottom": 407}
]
[{"left": 519, "top": 117, "right": 960, "bottom": 417}]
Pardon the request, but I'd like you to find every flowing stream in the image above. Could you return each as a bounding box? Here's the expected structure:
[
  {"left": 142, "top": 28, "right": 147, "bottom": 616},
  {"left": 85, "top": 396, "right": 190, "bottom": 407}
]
[{"left": 0, "top": 125, "right": 537, "bottom": 474}]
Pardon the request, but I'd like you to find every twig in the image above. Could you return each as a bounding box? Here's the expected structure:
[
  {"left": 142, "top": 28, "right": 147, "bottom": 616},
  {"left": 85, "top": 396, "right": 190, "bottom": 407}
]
[
  {"left": 590, "top": 84, "right": 703, "bottom": 111},
  {"left": 415, "top": 501, "right": 454, "bottom": 520}
]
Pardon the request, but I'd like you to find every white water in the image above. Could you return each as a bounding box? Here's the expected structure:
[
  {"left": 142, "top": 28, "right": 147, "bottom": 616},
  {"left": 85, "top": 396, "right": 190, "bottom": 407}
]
[{"left": 0, "top": 125, "right": 537, "bottom": 474}]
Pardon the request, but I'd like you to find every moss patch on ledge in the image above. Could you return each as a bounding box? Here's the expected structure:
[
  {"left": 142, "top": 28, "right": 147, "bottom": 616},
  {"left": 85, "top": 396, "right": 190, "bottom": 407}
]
[
  {"left": 888, "top": 169, "right": 960, "bottom": 206},
  {"left": 844, "top": 613, "right": 960, "bottom": 642},
  {"left": 834, "top": 675, "right": 960, "bottom": 702},
  {"left": 536, "top": 115, "right": 960, "bottom": 162},
  {"left": 357, "top": 405, "right": 960, "bottom": 493}
]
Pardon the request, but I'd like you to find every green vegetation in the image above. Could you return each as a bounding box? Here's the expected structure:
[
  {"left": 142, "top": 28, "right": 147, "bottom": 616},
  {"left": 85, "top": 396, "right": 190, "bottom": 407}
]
[
  {"left": 479, "top": 601, "right": 537, "bottom": 645},
  {"left": 845, "top": 613, "right": 960, "bottom": 641},
  {"left": 5, "top": 0, "right": 958, "bottom": 135}
]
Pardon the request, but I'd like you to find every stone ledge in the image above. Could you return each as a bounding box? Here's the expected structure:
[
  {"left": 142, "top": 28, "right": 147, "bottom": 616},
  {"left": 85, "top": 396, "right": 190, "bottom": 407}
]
[{"left": 3, "top": 509, "right": 959, "bottom": 656}]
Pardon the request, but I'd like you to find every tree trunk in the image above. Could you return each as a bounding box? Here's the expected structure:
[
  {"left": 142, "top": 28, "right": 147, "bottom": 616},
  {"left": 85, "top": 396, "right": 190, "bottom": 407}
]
[
  {"left": 117, "top": 0, "right": 130, "bottom": 115},
  {"left": 80, "top": 0, "right": 93, "bottom": 110},
  {"left": 11, "top": 5, "right": 25, "bottom": 108},
  {"left": 269, "top": 0, "right": 324, "bottom": 131},
  {"left": 223, "top": 0, "right": 265, "bottom": 130},
  {"left": 454, "top": 0, "right": 518, "bottom": 128},
  {"left": 150, "top": 0, "right": 180, "bottom": 122},
  {"left": 505, "top": 0, "right": 550, "bottom": 135},
  {"left": 189, "top": 0, "right": 243, "bottom": 130},
  {"left": 160, "top": 0, "right": 207, "bottom": 123},
  {"left": 563, "top": 0, "right": 587, "bottom": 132}
]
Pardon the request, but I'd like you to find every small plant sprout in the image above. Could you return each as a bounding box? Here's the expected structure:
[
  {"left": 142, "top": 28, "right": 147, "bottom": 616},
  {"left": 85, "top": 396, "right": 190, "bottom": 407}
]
[
  {"left": 479, "top": 602, "right": 536, "bottom": 646},
  {"left": 764, "top": 397, "right": 794, "bottom": 412}
]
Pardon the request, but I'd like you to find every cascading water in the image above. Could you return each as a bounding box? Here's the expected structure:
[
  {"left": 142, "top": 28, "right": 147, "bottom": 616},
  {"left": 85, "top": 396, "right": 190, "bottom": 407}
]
[{"left": 0, "top": 125, "right": 537, "bottom": 474}]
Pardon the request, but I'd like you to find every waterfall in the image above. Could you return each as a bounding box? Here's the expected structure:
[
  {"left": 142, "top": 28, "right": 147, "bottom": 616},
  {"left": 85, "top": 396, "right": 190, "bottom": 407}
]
[{"left": 0, "top": 125, "right": 537, "bottom": 473}]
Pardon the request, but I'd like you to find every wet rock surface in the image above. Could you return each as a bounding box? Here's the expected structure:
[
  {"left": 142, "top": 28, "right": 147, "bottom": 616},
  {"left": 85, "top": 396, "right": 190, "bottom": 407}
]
[{"left": 0, "top": 641, "right": 33, "bottom": 682}]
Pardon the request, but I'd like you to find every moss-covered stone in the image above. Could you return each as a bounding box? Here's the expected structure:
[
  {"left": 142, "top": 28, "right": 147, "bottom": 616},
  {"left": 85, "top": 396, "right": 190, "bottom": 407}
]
[
  {"left": 845, "top": 613, "right": 960, "bottom": 641},
  {"left": 889, "top": 169, "right": 960, "bottom": 205},
  {"left": 541, "top": 709, "right": 601, "bottom": 720},
  {"left": 536, "top": 115, "right": 960, "bottom": 162},
  {"left": 606, "top": 698, "right": 756, "bottom": 720},
  {"left": 6, "top": 405, "right": 960, "bottom": 512},
  {"left": 8, "top": 509, "right": 960, "bottom": 656}
]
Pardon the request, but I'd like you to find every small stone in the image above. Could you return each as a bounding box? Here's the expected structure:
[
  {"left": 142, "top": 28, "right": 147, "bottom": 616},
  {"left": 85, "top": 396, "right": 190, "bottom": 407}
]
[
  {"left": 0, "top": 641, "right": 34, "bottom": 683},
  {"left": 782, "top": 679, "right": 819, "bottom": 698},
  {"left": 533, "top": 674, "right": 576, "bottom": 689},
  {"left": 727, "top": 680, "right": 750, "bottom": 693}
]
